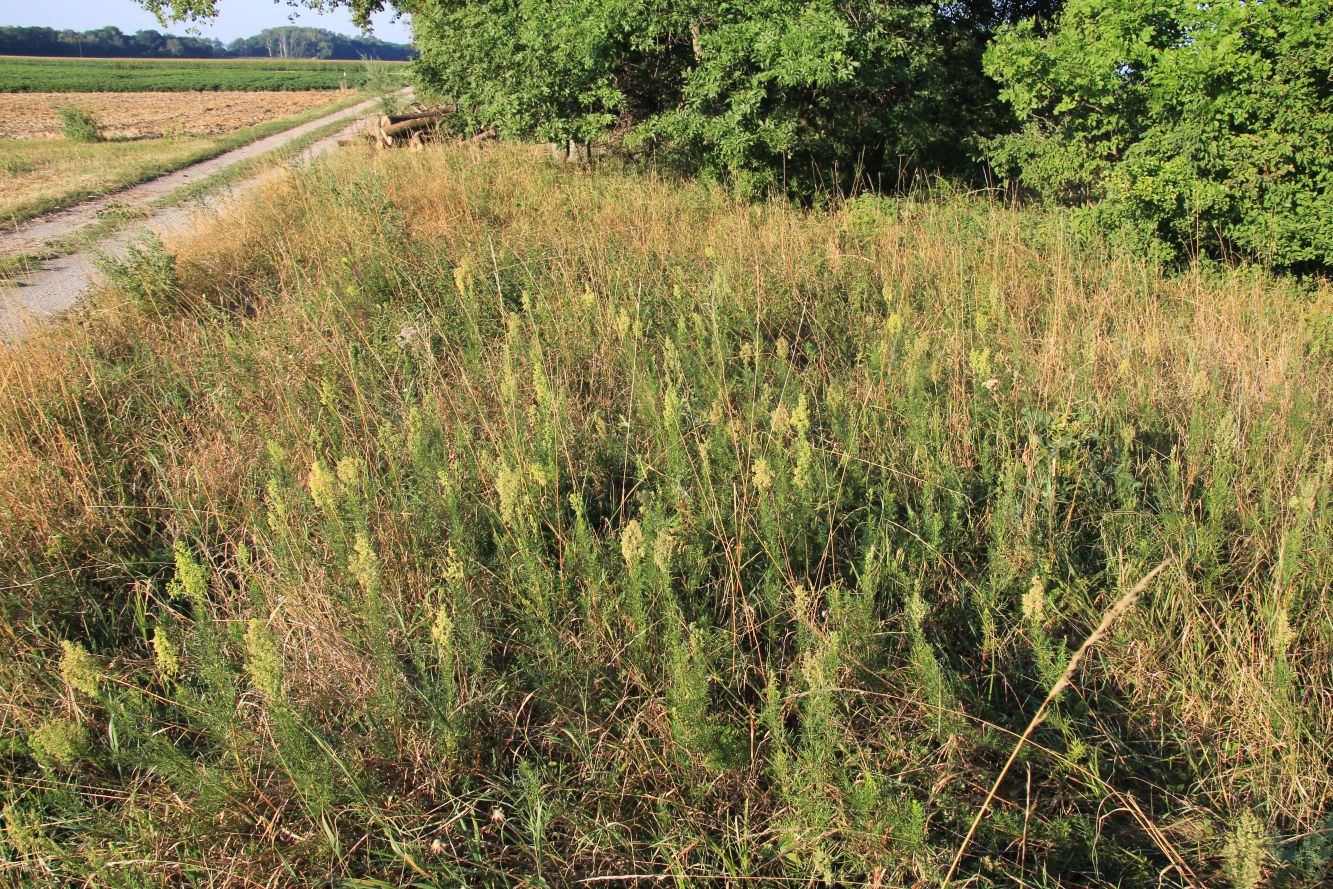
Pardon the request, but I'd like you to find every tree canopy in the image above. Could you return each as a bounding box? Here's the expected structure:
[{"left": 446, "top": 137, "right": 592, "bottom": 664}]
[
  {"left": 1, "top": 24, "right": 226, "bottom": 58},
  {"left": 139, "top": 0, "right": 393, "bottom": 30},
  {"left": 985, "top": 0, "right": 1333, "bottom": 269},
  {"left": 141, "top": 0, "right": 1333, "bottom": 269},
  {"left": 145, "top": 0, "right": 1022, "bottom": 196}
]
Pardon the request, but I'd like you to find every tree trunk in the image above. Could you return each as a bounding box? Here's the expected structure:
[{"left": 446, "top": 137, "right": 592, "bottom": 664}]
[
  {"left": 378, "top": 109, "right": 449, "bottom": 131},
  {"left": 382, "top": 116, "right": 443, "bottom": 140}
]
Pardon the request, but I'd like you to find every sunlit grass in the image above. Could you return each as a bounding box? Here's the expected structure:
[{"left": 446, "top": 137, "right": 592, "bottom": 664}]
[
  {"left": 1, "top": 143, "right": 1329, "bottom": 888},
  {"left": 0, "top": 94, "right": 366, "bottom": 225}
]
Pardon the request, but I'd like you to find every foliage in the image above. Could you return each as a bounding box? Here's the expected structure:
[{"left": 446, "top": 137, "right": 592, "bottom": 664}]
[
  {"left": 55, "top": 107, "right": 102, "bottom": 143},
  {"left": 629, "top": 1, "right": 1003, "bottom": 195},
  {"left": 226, "top": 26, "right": 413, "bottom": 61},
  {"left": 984, "top": 0, "right": 1333, "bottom": 270},
  {"left": 360, "top": 59, "right": 408, "bottom": 114},
  {"left": 410, "top": 0, "right": 635, "bottom": 148},
  {"left": 412, "top": 0, "right": 1009, "bottom": 195},
  {"left": 27, "top": 720, "right": 90, "bottom": 769},
  {"left": 0, "top": 56, "right": 408, "bottom": 93},
  {"left": 138, "top": 0, "right": 1333, "bottom": 271},
  {"left": 0, "top": 24, "right": 227, "bottom": 58},
  {"left": 1, "top": 143, "right": 1329, "bottom": 887},
  {"left": 142, "top": 0, "right": 1026, "bottom": 195},
  {"left": 0, "top": 24, "right": 412, "bottom": 61},
  {"left": 140, "top": 0, "right": 391, "bottom": 31}
]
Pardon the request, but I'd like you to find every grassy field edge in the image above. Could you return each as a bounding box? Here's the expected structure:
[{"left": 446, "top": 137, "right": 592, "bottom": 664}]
[
  {"left": 1, "top": 143, "right": 1328, "bottom": 887},
  {"left": 0, "top": 108, "right": 381, "bottom": 285},
  {"left": 1, "top": 92, "right": 373, "bottom": 228}
]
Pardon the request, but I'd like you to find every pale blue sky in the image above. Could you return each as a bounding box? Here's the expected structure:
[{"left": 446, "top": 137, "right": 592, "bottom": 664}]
[{"left": 2, "top": 0, "right": 413, "bottom": 44}]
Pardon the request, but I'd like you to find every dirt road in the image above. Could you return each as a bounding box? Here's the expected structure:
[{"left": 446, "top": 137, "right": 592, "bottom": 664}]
[{"left": 1, "top": 91, "right": 404, "bottom": 340}]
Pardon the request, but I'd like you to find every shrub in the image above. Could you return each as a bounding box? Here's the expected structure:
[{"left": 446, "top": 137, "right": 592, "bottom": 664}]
[
  {"left": 143, "top": 2, "right": 1054, "bottom": 196},
  {"left": 56, "top": 106, "right": 103, "bottom": 143},
  {"left": 409, "top": 0, "right": 1014, "bottom": 196},
  {"left": 984, "top": 0, "right": 1333, "bottom": 271},
  {"left": 626, "top": 1, "right": 1005, "bottom": 197},
  {"left": 361, "top": 58, "right": 407, "bottom": 115}
]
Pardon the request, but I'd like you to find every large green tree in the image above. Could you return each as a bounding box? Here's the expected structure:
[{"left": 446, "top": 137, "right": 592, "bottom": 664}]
[
  {"left": 984, "top": 0, "right": 1333, "bottom": 269},
  {"left": 407, "top": 0, "right": 1011, "bottom": 195},
  {"left": 632, "top": 0, "right": 1006, "bottom": 195},
  {"left": 144, "top": 0, "right": 1030, "bottom": 195}
]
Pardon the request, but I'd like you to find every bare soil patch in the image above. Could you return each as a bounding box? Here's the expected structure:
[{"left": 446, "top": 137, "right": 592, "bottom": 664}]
[{"left": 0, "top": 91, "right": 348, "bottom": 139}]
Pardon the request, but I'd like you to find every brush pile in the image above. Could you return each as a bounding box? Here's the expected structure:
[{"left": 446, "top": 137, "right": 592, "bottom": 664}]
[{"left": 343, "top": 105, "right": 497, "bottom": 152}]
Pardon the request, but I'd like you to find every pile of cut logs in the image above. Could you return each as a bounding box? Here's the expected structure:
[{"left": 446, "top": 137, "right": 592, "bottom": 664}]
[
  {"left": 377, "top": 107, "right": 449, "bottom": 149},
  {"left": 342, "top": 105, "right": 498, "bottom": 152}
]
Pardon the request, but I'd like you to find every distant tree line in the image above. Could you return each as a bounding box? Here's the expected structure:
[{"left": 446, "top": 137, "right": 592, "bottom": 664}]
[
  {"left": 228, "top": 25, "right": 412, "bottom": 60},
  {"left": 0, "top": 24, "right": 412, "bottom": 61}
]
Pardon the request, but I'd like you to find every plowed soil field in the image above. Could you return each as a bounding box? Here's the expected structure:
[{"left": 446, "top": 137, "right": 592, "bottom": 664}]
[{"left": 0, "top": 91, "right": 346, "bottom": 139}]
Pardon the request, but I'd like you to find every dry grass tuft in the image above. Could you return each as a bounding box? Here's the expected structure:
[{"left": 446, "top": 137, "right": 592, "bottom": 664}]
[{"left": 0, "top": 143, "right": 1329, "bottom": 888}]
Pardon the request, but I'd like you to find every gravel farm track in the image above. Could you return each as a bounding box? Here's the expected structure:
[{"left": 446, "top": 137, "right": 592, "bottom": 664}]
[{"left": 0, "top": 90, "right": 408, "bottom": 340}]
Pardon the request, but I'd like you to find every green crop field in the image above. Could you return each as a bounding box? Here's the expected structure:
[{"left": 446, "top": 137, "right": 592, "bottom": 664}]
[{"left": 0, "top": 55, "right": 409, "bottom": 92}]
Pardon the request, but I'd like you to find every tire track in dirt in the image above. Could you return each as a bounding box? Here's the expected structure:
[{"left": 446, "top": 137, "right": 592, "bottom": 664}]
[{"left": 1, "top": 90, "right": 408, "bottom": 340}]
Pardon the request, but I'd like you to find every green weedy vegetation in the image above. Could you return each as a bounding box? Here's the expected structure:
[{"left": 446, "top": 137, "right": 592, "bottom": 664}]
[
  {"left": 55, "top": 106, "right": 103, "bottom": 143},
  {"left": 1, "top": 144, "right": 1329, "bottom": 886},
  {"left": 406, "top": 0, "right": 1012, "bottom": 196},
  {"left": 0, "top": 56, "right": 408, "bottom": 92},
  {"left": 984, "top": 0, "right": 1333, "bottom": 271}
]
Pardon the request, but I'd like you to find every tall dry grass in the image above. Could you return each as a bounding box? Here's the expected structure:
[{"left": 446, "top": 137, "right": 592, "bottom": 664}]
[{"left": 0, "top": 143, "right": 1329, "bottom": 887}]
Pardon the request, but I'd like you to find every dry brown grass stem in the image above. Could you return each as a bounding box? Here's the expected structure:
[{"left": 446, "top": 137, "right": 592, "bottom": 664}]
[{"left": 940, "top": 559, "right": 1177, "bottom": 888}]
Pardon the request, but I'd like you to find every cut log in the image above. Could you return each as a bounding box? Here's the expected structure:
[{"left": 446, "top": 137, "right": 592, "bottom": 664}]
[
  {"left": 462, "top": 128, "right": 498, "bottom": 146},
  {"left": 378, "top": 109, "right": 449, "bottom": 131},
  {"left": 380, "top": 112, "right": 423, "bottom": 129},
  {"left": 378, "top": 106, "right": 455, "bottom": 131},
  {"left": 382, "top": 116, "right": 445, "bottom": 141}
]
